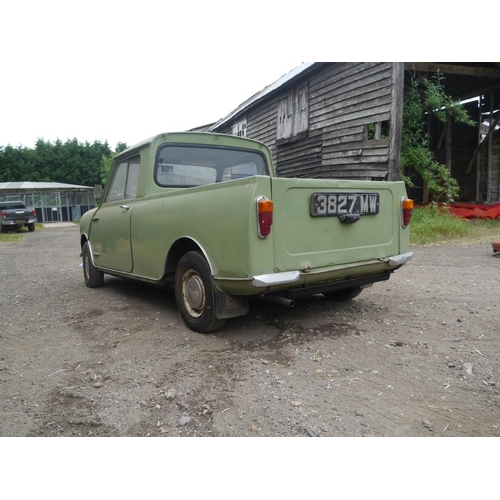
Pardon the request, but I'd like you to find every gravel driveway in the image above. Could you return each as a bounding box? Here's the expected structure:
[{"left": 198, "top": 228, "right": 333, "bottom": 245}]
[{"left": 1, "top": 225, "right": 499, "bottom": 436}]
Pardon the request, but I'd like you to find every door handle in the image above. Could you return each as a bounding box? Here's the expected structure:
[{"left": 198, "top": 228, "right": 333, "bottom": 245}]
[
  {"left": 338, "top": 214, "right": 360, "bottom": 224},
  {"left": 119, "top": 205, "right": 130, "bottom": 210}
]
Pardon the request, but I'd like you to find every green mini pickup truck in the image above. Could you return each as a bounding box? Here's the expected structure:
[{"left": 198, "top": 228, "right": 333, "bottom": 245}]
[{"left": 80, "top": 132, "right": 413, "bottom": 333}]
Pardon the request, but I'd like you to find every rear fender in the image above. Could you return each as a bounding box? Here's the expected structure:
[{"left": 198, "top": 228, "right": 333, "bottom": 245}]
[{"left": 164, "top": 236, "right": 216, "bottom": 278}]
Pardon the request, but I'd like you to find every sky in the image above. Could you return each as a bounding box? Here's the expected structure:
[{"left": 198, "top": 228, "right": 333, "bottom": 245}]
[
  {"left": 1, "top": 1, "right": 479, "bottom": 151},
  {"left": 1, "top": 1, "right": 307, "bottom": 150}
]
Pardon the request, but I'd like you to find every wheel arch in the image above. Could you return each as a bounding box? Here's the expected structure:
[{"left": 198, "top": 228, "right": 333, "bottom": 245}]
[
  {"left": 163, "top": 237, "right": 215, "bottom": 283},
  {"left": 80, "top": 237, "right": 98, "bottom": 268},
  {"left": 80, "top": 233, "right": 88, "bottom": 250}
]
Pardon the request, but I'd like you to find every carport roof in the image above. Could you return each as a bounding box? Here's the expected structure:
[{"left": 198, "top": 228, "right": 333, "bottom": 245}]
[{"left": 0, "top": 182, "right": 93, "bottom": 192}]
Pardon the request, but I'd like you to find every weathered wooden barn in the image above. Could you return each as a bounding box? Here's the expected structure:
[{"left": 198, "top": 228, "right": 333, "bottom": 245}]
[
  {"left": 207, "top": 62, "right": 500, "bottom": 203},
  {"left": 405, "top": 63, "right": 500, "bottom": 203}
]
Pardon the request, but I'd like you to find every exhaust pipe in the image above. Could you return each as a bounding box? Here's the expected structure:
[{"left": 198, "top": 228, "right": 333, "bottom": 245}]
[{"left": 263, "top": 295, "right": 295, "bottom": 307}]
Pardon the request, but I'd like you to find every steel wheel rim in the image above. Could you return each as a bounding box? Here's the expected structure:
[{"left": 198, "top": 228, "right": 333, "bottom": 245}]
[
  {"left": 182, "top": 269, "right": 205, "bottom": 318},
  {"left": 83, "top": 251, "right": 90, "bottom": 280}
]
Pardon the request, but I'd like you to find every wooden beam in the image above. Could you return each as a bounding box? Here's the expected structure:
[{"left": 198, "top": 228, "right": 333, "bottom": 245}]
[
  {"left": 475, "top": 95, "right": 483, "bottom": 200},
  {"left": 487, "top": 91, "right": 494, "bottom": 202},
  {"left": 388, "top": 62, "right": 404, "bottom": 181},
  {"left": 446, "top": 116, "right": 452, "bottom": 173},
  {"left": 405, "top": 63, "right": 500, "bottom": 79},
  {"left": 456, "top": 82, "right": 500, "bottom": 101},
  {"left": 467, "top": 112, "right": 500, "bottom": 173}
]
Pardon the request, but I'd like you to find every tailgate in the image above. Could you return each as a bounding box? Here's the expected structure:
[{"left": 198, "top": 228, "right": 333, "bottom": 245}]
[
  {"left": 270, "top": 177, "right": 403, "bottom": 272},
  {"left": 4, "top": 210, "right": 30, "bottom": 221}
]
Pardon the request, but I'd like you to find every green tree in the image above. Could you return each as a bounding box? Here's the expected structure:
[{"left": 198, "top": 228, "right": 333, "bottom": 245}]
[
  {"left": 100, "top": 152, "right": 115, "bottom": 184},
  {"left": 0, "top": 138, "right": 114, "bottom": 186},
  {"left": 401, "top": 71, "right": 476, "bottom": 203},
  {"left": 115, "top": 142, "right": 128, "bottom": 154}
]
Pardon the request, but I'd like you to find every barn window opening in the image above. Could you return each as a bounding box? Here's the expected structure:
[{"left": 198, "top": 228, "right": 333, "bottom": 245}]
[
  {"left": 277, "top": 85, "right": 309, "bottom": 142},
  {"left": 232, "top": 119, "right": 247, "bottom": 137},
  {"left": 366, "top": 120, "right": 390, "bottom": 140}
]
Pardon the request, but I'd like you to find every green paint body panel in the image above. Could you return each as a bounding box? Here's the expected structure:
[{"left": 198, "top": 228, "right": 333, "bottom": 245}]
[
  {"left": 80, "top": 132, "right": 411, "bottom": 299},
  {"left": 270, "top": 177, "right": 407, "bottom": 271}
]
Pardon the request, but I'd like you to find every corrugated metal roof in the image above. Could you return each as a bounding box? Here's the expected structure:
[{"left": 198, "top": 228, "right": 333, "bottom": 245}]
[
  {"left": 0, "top": 182, "right": 93, "bottom": 191},
  {"left": 208, "top": 62, "right": 317, "bottom": 131}
]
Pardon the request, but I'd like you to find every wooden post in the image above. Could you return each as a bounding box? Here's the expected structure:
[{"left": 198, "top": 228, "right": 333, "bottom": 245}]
[
  {"left": 475, "top": 95, "right": 483, "bottom": 201},
  {"left": 487, "top": 91, "right": 494, "bottom": 202},
  {"left": 446, "top": 115, "right": 452, "bottom": 173},
  {"left": 388, "top": 62, "right": 404, "bottom": 181},
  {"left": 497, "top": 92, "right": 500, "bottom": 202}
]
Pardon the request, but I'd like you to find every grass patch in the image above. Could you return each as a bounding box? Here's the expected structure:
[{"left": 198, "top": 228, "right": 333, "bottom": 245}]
[
  {"left": 0, "top": 223, "right": 46, "bottom": 244},
  {"left": 0, "top": 231, "right": 26, "bottom": 244},
  {"left": 410, "top": 205, "right": 500, "bottom": 245}
]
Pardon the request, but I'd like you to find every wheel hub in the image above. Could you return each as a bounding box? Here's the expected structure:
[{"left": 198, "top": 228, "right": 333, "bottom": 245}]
[{"left": 183, "top": 270, "right": 206, "bottom": 317}]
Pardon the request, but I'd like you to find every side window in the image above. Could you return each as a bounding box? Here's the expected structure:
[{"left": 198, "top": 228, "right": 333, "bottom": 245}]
[
  {"left": 125, "top": 156, "right": 140, "bottom": 198},
  {"left": 105, "top": 155, "right": 141, "bottom": 202},
  {"left": 106, "top": 162, "right": 128, "bottom": 202}
]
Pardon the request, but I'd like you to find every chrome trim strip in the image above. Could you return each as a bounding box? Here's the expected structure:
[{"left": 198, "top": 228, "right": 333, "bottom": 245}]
[{"left": 252, "top": 270, "right": 300, "bottom": 287}]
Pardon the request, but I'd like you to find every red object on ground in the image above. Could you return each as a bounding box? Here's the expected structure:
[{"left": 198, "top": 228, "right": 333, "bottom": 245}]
[
  {"left": 493, "top": 240, "right": 500, "bottom": 253},
  {"left": 448, "top": 202, "right": 500, "bottom": 220}
]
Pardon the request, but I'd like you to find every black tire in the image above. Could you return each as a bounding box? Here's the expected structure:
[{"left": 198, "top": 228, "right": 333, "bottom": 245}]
[
  {"left": 323, "top": 287, "right": 363, "bottom": 301},
  {"left": 82, "top": 241, "right": 104, "bottom": 288},
  {"left": 27, "top": 223, "right": 35, "bottom": 232},
  {"left": 175, "top": 251, "right": 227, "bottom": 334}
]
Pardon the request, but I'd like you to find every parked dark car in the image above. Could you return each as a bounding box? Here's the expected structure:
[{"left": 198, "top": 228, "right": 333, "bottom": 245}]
[{"left": 0, "top": 201, "right": 38, "bottom": 232}]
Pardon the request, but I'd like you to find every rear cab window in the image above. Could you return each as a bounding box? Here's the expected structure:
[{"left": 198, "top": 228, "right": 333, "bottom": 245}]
[
  {"left": 0, "top": 202, "right": 25, "bottom": 209},
  {"left": 154, "top": 145, "right": 268, "bottom": 188}
]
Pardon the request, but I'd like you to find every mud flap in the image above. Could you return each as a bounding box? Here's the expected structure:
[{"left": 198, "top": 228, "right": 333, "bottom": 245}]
[{"left": 214, "top": 288, "right": 249, "bottom": 319}]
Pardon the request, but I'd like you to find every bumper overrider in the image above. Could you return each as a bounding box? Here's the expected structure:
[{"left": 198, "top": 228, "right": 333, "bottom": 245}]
[
  {"left": 212, "top": 251, "right": 413, "bottom": 318},
  {"left": 213, "top": 252, "right": 413, "bottom": 296},
  {"left": 252, "top": 251, "right": 413, "bottom": 288}
]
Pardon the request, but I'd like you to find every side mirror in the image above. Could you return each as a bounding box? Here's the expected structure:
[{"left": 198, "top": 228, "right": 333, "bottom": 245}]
[{"left": 94, "top": 184, "right": 103, "bottom": 198}]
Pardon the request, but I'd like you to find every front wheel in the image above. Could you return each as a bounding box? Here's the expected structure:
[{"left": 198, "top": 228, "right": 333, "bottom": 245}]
[
  {"left": 175, "top": 251, "right": 226, "bottom": 333},
  {"left": 82, "top": 241, "right": 104, "bottom": 288},
  {"left": 323, "top": 287, "right": 363, "bottom": 301}
]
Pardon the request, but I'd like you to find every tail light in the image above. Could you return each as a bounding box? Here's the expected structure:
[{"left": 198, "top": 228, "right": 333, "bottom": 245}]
[
  {"left": 32, "top": 209, "right": 37, "bottom": 218},
  {"left": 402, "top": 197, "right": 413, "bottom": 228},
  {"left": 257, "top": 197, "right": 273, "bottom": 238},
  {"left": 1, "top": 210, "right": 6, "bottom": 220}
]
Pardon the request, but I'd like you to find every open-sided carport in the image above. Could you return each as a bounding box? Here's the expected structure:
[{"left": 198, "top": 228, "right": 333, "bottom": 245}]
[{"left": 0, "top": 181, "right": 96, "bottom": 222}]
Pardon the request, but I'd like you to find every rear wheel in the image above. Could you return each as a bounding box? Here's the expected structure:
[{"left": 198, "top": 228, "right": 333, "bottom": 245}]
[
  {"left": 323, "top": 287, "right": 363, "bottom": 301},
  {"left": 27, "top": 223, "right": 35, "bottom": 232},
  {"left": 82, "top": 241, "right": 104, "bottom": 288},
  {"left": 175, "top": 251, "right": 226, "bottom": 333}
]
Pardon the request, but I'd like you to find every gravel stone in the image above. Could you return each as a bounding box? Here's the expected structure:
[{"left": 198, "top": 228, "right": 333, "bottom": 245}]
[{"left": 1, "top": 229, "right": 499, "bottom": 437}]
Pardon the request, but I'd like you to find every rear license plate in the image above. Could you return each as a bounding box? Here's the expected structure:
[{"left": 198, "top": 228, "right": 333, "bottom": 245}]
[
  {"left": 15, "top": 219, "right": 25, "bottom": 223},
  {"left": 311, "top": 192, "right": 380, "bottom": 217}
]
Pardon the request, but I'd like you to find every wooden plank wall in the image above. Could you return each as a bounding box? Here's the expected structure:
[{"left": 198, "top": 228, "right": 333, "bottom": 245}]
[
  {"left": 214, "top": 62, "right": 395, "bottom": 180},
  {"left": 491, "top": 141, "right": 500, "bottom": 201},
  {"left": 309, "top": 62, "right": 393, "bottom": 179},
  {"left": 479, "top": 131, "right": 500, "bottom": 201}
]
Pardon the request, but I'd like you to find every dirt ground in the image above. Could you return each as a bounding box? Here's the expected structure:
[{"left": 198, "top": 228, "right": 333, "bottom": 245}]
[{"left": 1, "top": 224, "right": 499, "bottom": 437}]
